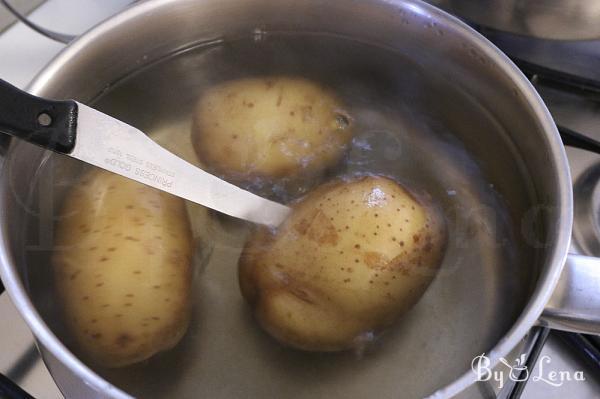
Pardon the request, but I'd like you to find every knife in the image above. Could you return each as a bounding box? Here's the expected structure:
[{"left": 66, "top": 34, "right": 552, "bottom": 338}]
[{"left": 0, "top": 79, "right": 290, "bottom": 226}]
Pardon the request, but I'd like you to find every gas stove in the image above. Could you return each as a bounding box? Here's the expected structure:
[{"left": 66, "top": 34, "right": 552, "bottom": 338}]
[{"left": 0, "top": 1, "right": 599, "bottom": 398}]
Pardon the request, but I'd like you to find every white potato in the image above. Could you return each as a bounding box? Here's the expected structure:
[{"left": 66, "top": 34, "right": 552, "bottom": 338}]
[
  {"left": 239, "top": 175, "right": 446, "bottom": 351},
  {"left": 191, "top": 76, "right": 353, "bottom": 193},
  {"left": 53, "top": 170, "right": 193, "bottom": 367}
]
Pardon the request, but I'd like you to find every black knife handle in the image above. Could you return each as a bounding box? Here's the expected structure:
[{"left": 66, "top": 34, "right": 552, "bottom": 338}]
[{"left": 0, "top": 79, "right": 77, "bottom": 154}]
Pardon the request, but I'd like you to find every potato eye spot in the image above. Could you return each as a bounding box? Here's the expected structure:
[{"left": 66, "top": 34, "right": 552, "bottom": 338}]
[{"left": 335, "top": 112, "right": 351, "bottom": 129}]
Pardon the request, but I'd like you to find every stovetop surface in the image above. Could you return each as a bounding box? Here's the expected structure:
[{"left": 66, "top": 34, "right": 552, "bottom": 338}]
[{"left": 0, "top": 1, "right": 599, "bottom": 398}]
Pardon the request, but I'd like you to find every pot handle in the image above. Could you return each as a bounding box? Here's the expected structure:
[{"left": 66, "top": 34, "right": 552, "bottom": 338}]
[{"left": 540, "top": 254, "right": 600, "bottom": 333}]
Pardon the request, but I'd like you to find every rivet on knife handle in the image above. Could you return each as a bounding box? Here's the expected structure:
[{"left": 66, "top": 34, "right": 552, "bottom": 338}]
[{"left": 0, "top": 79, "right": 77, "bottom": 154}]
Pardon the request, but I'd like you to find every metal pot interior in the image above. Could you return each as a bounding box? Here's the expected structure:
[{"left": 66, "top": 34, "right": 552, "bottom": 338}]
[{"left": 0, "top": 0, "right": 569, "bottom": 398}]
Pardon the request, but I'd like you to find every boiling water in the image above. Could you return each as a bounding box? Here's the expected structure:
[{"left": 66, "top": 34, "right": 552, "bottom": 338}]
[{"left": 26, "top": 33, "right": 531, "bottom": 398}]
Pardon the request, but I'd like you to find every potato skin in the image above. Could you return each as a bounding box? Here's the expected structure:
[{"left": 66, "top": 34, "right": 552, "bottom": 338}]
[
  {"left": 239, "top": 175, "right": 446, "bottom": 351},
  {"left": 191, "top": 76, "right": 353, "bottom": 190},
  {"left": 53, "top": 170, "right": 193, "bottom": 367}
]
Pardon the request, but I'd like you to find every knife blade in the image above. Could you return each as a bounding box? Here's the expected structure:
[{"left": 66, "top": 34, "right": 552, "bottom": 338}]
[{"left": 0, "top": 79, "right": 291, "bottom": 226}]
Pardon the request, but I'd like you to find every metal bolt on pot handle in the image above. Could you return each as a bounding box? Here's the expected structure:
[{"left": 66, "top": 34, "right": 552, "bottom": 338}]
[{"left": 541, "top": 254, "right": 600, "bottom": 333}]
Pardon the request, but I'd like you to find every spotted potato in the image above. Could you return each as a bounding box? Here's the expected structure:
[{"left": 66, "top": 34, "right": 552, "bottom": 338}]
[
  {"left": 239, "top": 175, "right": 446, "bottom": 351},
  {"left": 53, "top": 170, "right": 194, "bottom": 367},
  {"left": 191, "top": 76, "right": 353, "bottom": 195}
]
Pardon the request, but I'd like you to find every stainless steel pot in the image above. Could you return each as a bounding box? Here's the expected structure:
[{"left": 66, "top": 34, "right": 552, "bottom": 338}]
[
  {"left": 428, "top": 0, "right": 600, "bottom": 40},
  {"left": 0, "top": 0, "right": 599, "bottom": 398}
]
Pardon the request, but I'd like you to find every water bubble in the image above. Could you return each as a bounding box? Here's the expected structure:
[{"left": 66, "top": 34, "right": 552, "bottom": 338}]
[{"left": 253, "top": 28, "right": 267, "bottom": 42}]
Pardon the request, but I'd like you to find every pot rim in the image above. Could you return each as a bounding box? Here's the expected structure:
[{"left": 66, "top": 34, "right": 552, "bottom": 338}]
[{"left": 0, "top": 0, "right": 573, "bottom": 398}]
